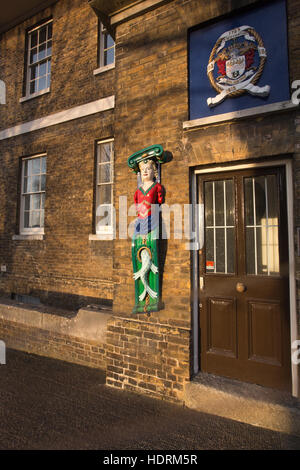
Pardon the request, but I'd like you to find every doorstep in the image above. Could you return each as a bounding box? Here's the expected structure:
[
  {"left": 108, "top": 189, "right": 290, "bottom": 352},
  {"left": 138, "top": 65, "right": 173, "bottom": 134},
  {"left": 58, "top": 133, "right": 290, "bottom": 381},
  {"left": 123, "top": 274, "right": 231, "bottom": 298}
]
[{"left": 184, "top": 372, "right": 300, "bottom": 437}]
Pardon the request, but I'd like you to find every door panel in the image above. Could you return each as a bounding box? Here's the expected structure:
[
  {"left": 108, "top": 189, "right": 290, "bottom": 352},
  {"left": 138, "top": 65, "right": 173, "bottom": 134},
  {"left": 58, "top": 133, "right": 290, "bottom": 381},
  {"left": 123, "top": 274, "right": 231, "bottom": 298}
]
[
  {"left": 199, "top": 166, "right": 291, "bottom": 391},
  {"left": 207, "top": 297, "right": 237, "bottom": 358},
  {"left": 247, "top": 300, "right": 282, "bottom": 366}
]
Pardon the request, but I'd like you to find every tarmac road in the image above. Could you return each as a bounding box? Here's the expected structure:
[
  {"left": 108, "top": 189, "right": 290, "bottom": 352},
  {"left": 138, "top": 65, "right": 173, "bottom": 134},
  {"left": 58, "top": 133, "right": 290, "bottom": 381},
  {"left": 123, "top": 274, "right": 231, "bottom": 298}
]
[{"left": 0, "top": 348, "right": 299, "bottom": 451}]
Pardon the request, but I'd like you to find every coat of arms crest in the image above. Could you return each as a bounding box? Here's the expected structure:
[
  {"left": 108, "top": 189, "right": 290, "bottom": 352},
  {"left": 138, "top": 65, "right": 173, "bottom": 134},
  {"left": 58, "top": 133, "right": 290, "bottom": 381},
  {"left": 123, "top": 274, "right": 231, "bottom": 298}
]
[{"left": 207, "top": 25, "right": 270, "bottom": 107}]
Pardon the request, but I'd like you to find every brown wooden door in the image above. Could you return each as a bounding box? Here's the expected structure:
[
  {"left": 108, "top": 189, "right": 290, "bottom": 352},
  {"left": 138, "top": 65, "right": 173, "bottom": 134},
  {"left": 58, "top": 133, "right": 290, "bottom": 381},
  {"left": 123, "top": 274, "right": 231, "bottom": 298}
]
[{"left": 198, "top": 166, "right": 291, "bottom": 391}]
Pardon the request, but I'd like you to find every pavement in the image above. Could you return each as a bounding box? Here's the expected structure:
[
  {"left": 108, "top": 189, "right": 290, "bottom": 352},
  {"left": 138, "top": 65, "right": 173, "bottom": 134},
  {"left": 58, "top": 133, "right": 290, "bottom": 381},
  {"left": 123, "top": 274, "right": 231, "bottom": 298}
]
[{"left": 0, "top": 348, "right": 300, "bottom": 450}]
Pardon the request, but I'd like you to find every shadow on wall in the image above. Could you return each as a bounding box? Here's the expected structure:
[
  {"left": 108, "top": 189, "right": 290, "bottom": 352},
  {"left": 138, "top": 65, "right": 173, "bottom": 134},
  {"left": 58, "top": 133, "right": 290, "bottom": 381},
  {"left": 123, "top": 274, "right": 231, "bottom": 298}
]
[{"left": 10, "top": 290, "right": 113, "bottom": 312}]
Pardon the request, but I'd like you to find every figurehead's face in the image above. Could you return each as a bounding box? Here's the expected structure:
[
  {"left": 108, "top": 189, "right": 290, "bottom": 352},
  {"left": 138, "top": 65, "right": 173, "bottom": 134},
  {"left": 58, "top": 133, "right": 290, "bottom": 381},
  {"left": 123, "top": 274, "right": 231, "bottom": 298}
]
[{"left": 139, "top": 160, "right": 156, "bottom": 183}]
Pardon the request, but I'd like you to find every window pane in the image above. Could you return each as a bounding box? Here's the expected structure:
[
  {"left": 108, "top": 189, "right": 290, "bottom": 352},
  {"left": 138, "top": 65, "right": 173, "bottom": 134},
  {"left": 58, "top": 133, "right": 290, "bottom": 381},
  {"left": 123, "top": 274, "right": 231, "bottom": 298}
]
[
  {"left": 99, "top": 143, "right": 111, "bottom": 163},
  {"left": 32, "top": 158, "right": 41, "bottom": 174},
  {"left": 24, "top": 176, "right": 30, "bottom": 193},
  {"left": 30, "top": 64, "right": 38, "bottom": 80},
  {"left": 24, "top": 161, "right": 29, "bottom": 177},
  {"left": 106, "top": 34, "right": 114, "bottom": 49},
  {"left": 104, "top": 48, "right": 115, "bottom": 66},
  {"left": 27, "top": 160, "right": 33, "bottom": 176},
  {"left": 32, "top": 175, "right": 40, "bottom": 192},
  {"left": 46, "top": 74, "right": 51, "bottom": 88},
  {"left": 24, "top": 195, "right": 30, "bottom": 211},
  {"left": 32, "top": 194, "right": 41, "bottom": 210},
  {"left": 41, "top": 193, "right": 45, "bottom": 209},
  {"left": 39, "top": 26, "right": 47, "bottom": 44},
  {"left": 24, "top": 212, "right": 30, "bottom": 228},
  {"left": 99, "top": 184, "right": 112, "bottom": 205},
  {"left": 38, "top": 43, "right": 46, "bottom": 61},
  {"left": 30, "top": 31, "right": 38, "bottom": 48},
  {"left": 47, "top": 23, "right": 52, "bottom": 40},
  {"left": 41, "top": 157, "right": 47, "bottom": 174},
  {"left": 96, "top": 205, "right": 112, "bottom": 230},
  {"left": 31, "top": 211, "right": 40, "bottom": 228},
  {"left": 47, "top": 60, "right": 51, "bottom": 74},
  {"left": 30, "top": 80, "right": 37, "bottom": 94},
  {"left": 41, "top": 174, "right": 46, "bottom": 191},
  {"left": 46, "top": 40, "right": 52, "bottom": 57},
  {"left": 99, "top": 163, "right": 111, "bottom": 183},
  {"left": 39, "top": 61, "right": 47, "bottom": 77},
  {"left": 38, "top": 76, "right": 47, "bottom": 91},
  {"left": 40, "top": 209, "right": 45, "bottom": 227},
  {"left": 30, "top": 48, "right": 38, "bottom": 64}
]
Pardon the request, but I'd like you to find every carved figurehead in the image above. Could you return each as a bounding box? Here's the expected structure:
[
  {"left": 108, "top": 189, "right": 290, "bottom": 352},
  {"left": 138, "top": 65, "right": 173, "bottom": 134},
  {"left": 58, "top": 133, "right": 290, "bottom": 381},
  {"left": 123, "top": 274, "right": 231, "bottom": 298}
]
[{"left": 127, "top": 145, "right": 167, "bottom": 314}]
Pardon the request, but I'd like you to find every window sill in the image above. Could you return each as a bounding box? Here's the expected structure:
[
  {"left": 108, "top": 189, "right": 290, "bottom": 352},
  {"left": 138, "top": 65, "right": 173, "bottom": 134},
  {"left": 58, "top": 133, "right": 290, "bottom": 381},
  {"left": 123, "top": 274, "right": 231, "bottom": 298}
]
[
  {"left": 89, "top": 233, "right": 114, "bottom": 241},
  {"left": 12, "top": 234, "right": 45, "bottom": 240},
  {"left": 19, "top": 88, "right": 50, "bottom": 103},
  {"left": 93, "top": 64, "right": 115, "bottom": 76}
]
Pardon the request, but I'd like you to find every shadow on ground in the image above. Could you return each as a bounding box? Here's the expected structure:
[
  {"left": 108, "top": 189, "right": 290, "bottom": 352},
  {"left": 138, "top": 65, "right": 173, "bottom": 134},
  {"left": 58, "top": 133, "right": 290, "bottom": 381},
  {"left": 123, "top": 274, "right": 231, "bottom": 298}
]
[{"left": 0, "top": 349, "right": 299, "bottom": 450}]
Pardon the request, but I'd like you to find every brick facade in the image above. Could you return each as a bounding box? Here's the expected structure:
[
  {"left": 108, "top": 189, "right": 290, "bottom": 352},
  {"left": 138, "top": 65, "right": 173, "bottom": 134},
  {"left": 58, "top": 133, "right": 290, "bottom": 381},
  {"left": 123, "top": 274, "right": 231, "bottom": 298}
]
[{"left": 0, "top": 0, "right": 299, "bottom": 401}]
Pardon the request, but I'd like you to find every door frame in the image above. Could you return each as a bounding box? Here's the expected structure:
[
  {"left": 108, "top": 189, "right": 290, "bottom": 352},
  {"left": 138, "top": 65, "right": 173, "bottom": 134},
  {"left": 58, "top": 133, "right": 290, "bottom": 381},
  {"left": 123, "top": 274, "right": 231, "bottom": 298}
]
[{"left": 192, "top": 158, "right": 298, "bottom": 397}]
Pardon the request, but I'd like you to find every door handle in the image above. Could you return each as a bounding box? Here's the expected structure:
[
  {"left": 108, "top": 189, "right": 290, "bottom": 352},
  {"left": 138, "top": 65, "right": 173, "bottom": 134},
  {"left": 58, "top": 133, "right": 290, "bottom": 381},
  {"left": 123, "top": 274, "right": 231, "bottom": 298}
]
[{"left": 236, "top": 282, "right": 246, "bottom": 293}]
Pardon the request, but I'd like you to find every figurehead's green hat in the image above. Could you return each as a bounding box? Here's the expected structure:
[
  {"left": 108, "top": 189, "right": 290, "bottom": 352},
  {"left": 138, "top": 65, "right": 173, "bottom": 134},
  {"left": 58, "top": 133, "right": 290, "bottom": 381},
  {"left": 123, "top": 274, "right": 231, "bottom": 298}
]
[{"left": 127, "top": 144, "right": 167, "bottom": 174}]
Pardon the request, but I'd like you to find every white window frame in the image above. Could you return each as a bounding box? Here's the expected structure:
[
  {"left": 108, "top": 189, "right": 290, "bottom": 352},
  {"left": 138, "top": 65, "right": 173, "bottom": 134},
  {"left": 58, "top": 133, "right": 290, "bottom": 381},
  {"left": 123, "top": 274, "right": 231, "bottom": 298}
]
[
  {"left": 20, "top": 153, "right": 46, "bottom": 235},
  {"left": 95, "top": 139, "right": 114, "bottom": 236},
  {"left": 24, "top": 19, "right": 53, "bottom": 100}
]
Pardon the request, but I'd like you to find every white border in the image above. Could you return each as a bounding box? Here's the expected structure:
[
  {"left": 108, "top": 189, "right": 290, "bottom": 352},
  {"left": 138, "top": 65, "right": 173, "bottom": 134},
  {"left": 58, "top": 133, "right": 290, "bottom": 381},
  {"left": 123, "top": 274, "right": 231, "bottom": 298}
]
[
  {"left": 194, "top": 159, "right": 298, "bottom": 397},
  {"left": 0, "top": 96, "right": 115, "bottom": 141},
  {"left": 184, "top": 101, "right": 298, "bottom": 129}
]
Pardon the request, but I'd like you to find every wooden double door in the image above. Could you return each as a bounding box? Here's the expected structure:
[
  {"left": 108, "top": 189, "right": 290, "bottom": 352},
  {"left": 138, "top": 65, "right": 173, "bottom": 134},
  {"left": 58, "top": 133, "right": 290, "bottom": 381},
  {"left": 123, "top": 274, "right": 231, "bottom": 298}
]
[{"left": 198, "top": 166, "right": 291, "bottom": 391}]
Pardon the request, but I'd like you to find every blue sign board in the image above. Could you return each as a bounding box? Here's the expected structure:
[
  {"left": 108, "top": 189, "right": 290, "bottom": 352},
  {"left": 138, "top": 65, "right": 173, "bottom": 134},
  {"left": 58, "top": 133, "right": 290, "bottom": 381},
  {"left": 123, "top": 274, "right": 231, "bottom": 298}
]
[{"left": 189, "top": 0, "right": 290, "bottom": 120}]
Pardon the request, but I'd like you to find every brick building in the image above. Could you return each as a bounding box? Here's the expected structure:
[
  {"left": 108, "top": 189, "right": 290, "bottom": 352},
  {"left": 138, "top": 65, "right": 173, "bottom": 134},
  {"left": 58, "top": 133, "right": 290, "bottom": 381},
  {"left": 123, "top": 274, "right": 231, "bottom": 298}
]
[{"left": 0, "top": 0, "right": 299, "bottom": 417}]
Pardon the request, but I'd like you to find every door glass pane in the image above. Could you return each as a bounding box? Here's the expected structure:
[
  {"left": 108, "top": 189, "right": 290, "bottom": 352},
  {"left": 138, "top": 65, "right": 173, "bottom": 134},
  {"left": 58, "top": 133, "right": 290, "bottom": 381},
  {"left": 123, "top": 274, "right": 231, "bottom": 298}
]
[
  {"left": 216, "top": 228, "right": 225, "bottom": 273},
  {"left": 227, "top": 227, "right": 235, "bottom": 274},
  {"left": 244, "top": 174, "right": 280, "bottom": 276},
  {"left": 204, "top": 182, "right": 213, "bottom": 227},
  {"left": 246, "top": 227, "right": 255, "bottom": 275},
  {"left": 205, "top": 227, "right": 214, "bottom": 271},
  {"left": 225, "top": 180, "right": 234, "bottom": 226},
  {"left": 244, "top": 178, "right": 254, "bottom": 225},
  {"left": 204, "top": 179, "right": 235, "bottom": 274},
  {"left": 254, "top": 176, "right": 266, "bottom": 226},
  {"left": 214, "top": 180, "right": 223, "bottom": 226}
]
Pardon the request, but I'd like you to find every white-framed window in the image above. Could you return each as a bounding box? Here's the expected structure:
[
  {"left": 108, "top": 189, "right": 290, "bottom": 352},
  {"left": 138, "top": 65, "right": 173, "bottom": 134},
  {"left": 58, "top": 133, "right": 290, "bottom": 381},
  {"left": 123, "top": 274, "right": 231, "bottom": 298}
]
[
  {"left": 25, "top": 20, "right": 52, "bottom": 98},
  {"left": 95, "top": 139, "right": 114, "bottom": 234},
  {"left": 99, "top": 22, "right": 115, "bottom": 68},
  {"left": 20, "top": 154, "right": 47, "bottom": 234}
]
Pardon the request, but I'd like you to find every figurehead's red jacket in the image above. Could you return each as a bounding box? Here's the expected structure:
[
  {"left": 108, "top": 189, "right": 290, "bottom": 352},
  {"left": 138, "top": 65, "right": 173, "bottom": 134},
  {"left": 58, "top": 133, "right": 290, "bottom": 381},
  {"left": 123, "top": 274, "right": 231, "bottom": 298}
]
[{"left": 134, "top": 182, "right": 164, "bottom": 219}]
